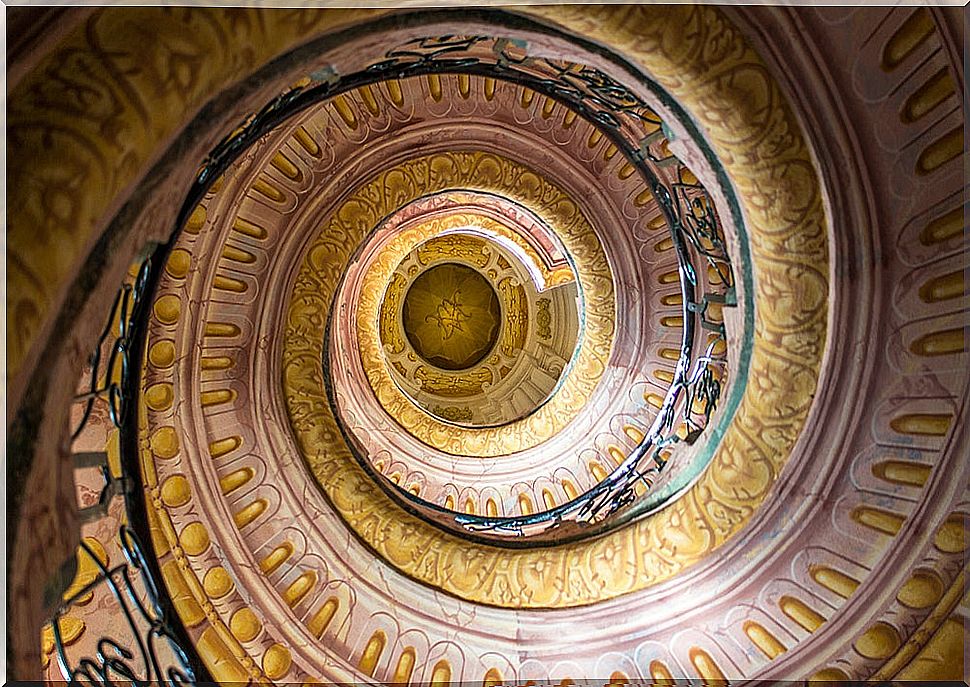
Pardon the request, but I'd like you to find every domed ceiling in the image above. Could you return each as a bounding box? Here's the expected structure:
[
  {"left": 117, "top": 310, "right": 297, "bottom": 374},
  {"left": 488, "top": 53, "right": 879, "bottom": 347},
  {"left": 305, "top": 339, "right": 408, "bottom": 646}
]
[
  {"left": 7, "top": 5, "right": 968, "bottom": 685},
  {"left": 402, "top": 261, "right": 502, "bottom": 373}
]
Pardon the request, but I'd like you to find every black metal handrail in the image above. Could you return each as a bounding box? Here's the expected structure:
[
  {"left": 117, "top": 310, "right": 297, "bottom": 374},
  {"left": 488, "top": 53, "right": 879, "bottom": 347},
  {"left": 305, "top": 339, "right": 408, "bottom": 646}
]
[
  {"left": 44, "top": 11, "right": 751, "bottom": 679},
  {"left": 51, "top": 252, "right": 210, "bottom": 685}
]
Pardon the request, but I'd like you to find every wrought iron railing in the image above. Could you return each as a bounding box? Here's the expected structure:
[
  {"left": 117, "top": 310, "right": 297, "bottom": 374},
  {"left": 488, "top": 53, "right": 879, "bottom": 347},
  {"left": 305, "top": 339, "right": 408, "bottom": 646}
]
[
  {"left": 189, "top": 35, "right": 744, "bottom": 544},
  {"left": 47, "top": 527, "right": 200, "bottom": 686},
  {"left": 352, "top": 34, "right": 741, "bottom": 538},
  {"left": 48, "top": 252, "right": 207, "bottom": 685},
  {"left": 145, "top": 34, "right": 747, "bottom": 545},
  {"left": 43, "top": 16, "right": 752, "bottom": 678}
]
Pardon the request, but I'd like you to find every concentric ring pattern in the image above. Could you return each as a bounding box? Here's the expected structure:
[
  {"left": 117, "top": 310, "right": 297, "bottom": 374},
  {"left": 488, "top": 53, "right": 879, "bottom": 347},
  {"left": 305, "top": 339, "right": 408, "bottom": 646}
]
[
  {"left": 132, "top": 10, "right": 828, "bottom": 681},
  {"left": 23, "top": 4, "right": 953, "bottom": 685},
  {"left": 10, "top": 2, "right": 970, "bottom": 684}
]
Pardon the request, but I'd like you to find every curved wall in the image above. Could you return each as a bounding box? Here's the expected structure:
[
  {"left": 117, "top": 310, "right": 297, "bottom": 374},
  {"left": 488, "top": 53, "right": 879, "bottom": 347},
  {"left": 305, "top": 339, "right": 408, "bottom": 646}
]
[{"left": 8, "top": 5, "right": 968, "bottom": 683}]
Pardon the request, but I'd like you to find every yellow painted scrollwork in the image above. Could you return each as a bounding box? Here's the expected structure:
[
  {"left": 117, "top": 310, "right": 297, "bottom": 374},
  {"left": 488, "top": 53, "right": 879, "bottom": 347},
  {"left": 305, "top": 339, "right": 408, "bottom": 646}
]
[
  {"left": 279, "top": 3, "right": 827, "bottom": 607},
  {"left": 337, "top": 154, "right": 615, "bottom": 456}
]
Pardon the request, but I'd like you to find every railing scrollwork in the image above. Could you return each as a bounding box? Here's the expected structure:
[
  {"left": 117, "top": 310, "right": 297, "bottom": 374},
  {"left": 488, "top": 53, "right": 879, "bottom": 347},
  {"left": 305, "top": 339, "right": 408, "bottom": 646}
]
[
  {"left": 44, "top": 23, "right": 751, "bottom": 677},
  {"left": 49, "top": 527, "right": 198, "bottom": 687},
  {"left": 49, "top": 252, "right": 205, "bottom": 685}
]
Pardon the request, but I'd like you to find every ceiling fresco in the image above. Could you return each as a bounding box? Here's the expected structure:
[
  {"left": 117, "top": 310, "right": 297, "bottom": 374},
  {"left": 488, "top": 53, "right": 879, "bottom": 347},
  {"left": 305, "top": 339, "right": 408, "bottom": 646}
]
[
  {"left": 401, "top": 262, "right": 502, "bottom": 373},
  {"left": 368, "top": 204, "right": 581, "bottom": 429},
  {"left": 6, "top": 4, "right": 968, "bottom": 685}
]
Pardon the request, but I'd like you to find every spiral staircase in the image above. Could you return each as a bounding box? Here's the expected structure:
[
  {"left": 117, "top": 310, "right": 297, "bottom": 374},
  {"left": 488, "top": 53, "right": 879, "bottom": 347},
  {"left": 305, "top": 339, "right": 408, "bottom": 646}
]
[{"left": 6, "top": 5, "right": 968, "bottom": 683}]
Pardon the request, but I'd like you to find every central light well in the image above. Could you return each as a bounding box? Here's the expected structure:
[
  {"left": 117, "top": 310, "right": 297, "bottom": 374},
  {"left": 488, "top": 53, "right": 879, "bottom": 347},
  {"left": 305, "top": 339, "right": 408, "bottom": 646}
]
[
  {"left": 402, "top": 262, "right": 501, "bottom": 372},
  {"left": 375, "top": 225, "right": 581, "bottom": 429}
]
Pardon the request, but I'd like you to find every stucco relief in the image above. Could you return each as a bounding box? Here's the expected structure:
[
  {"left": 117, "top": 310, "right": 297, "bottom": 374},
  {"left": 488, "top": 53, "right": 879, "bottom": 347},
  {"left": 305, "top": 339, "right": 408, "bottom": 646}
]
[
  {"left": 131, "top": 7, "right": 825, "bottom": 684},
  {"left": 13, "top": 4, "right": 969, "bottom": 685}
]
